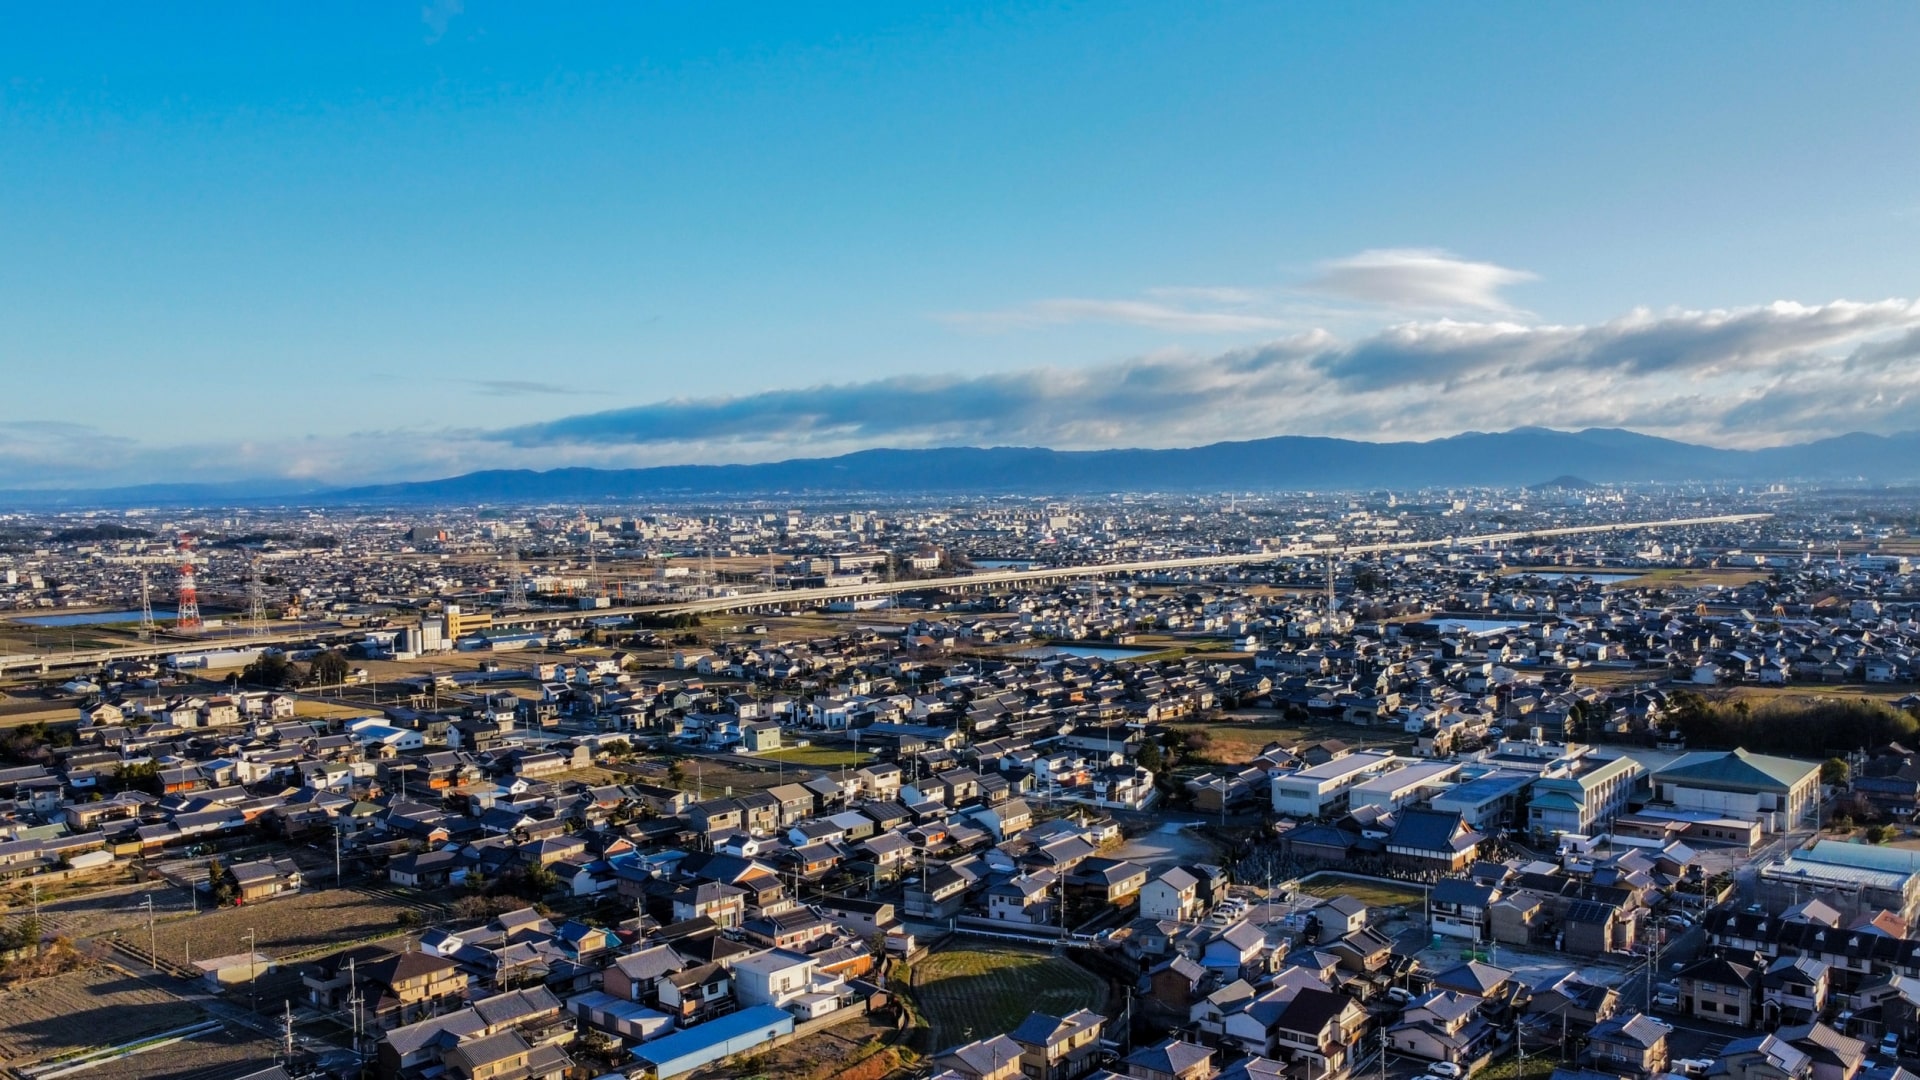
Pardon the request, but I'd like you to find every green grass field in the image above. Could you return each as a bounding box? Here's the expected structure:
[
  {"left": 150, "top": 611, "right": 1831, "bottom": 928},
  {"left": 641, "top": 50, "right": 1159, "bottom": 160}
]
[
  {"left": 1296, "top": 872, "right": 1427, "bottom": 910},
  {"left": 910, "top": 946, "right": 1107, "bottom": 1050},
  {"left": 761, "top": 745, "right": 873, "bottom": 768}
]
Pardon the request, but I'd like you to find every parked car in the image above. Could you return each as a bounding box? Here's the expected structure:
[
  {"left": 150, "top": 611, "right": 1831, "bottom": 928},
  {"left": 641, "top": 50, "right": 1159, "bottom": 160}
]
[
  {"left": 1385, "top": 987, "right": 1415, "bottom": 1006},
  {"left": 1426, "top": 1064, "right": 1462, "bottom": 1079}
]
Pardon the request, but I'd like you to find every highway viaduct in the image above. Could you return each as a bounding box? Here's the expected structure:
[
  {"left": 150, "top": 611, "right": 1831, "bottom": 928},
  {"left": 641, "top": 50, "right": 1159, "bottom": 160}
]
[{"left": 0, "top": 512, "right": 1768, "bottom": 676}]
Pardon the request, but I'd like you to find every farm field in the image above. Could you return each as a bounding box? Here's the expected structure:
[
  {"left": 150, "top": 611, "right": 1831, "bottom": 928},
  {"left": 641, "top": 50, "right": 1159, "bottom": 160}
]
[
  {"left": 762, "top": 745, "right": 873, "bottom": 768},
  {"left": 1168, "top": 711, "right": 1414, "bottom": 764},
  {"left": 1296, "top": 872, "right": 1427, "bottom": 910},
  {"left": 83, "top": 1024, "right": 287, "bottom": 1080},
  {"left": 1572, "top": 668, "right": 1667, "bottom": 689},
  {"left": 910, "top": 946, "right": 1106, "bottom": 1050},
  {"left": 0, "top": 964, "right": 205, "bottom": 1066},
  {"left": 148, "top": 887, "right": 425, "bottom": 968},
  {"left": 1612, "top": 567, "right": 1769, "bottom": 588}
]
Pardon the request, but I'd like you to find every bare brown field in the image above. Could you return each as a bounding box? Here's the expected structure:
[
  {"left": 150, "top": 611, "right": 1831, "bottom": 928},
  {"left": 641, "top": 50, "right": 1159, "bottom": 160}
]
[
  {"left": 0, "top": 964, "right": 204, "bottom": 1065},
  {"left": 84, "top": 1025, "right": 286, "bottom": 1080},
  {"left": 149, "top": 888, "right": 422, "bottom": 967},
  {"left": 1169, "top": 710, "right": 1414, "bottom": 764}
]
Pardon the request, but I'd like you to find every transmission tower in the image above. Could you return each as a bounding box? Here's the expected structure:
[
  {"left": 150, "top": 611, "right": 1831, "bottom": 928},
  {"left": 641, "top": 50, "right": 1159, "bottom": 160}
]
[
  {"left": 175, "top": 534, "right": 202, "bottom": 632},
  {"left": 138, "top": 569, "right": 156, "bottom": 636},
  {"left": 504, "top": 549, "right": 527, "bottom": 610},
  {"left": 247, "top": 552, "right": 267, "bottom": 635}
]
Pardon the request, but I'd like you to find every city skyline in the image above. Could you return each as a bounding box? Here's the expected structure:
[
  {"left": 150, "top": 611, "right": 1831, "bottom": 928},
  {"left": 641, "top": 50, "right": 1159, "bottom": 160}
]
[{"left": 5, "top": 4, "right": 1920, "bottom": 487}]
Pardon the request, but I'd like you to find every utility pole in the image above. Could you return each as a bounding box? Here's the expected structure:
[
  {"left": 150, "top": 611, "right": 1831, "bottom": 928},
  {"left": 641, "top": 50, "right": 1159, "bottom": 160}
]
[
  {"left": 1646, "top": 915, "right": 1662, "bottom": 1013},
  {"left": 143, "top": 894, "right": 157, "bottom": 972},
  {"left": 335, "top": 824, "right": 343, "bottom": 884},
  {"left": 244, "top": 928, "right": 258, "bottom": 1013},
  {"left": 348, "top": 954, "right": 363, "bottom": 1064}
]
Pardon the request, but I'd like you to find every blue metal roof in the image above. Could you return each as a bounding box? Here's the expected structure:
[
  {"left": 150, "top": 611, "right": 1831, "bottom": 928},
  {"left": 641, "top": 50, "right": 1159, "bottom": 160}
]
[{"left": 631, "top": 1005, "right": 794, "bottom": 1067}]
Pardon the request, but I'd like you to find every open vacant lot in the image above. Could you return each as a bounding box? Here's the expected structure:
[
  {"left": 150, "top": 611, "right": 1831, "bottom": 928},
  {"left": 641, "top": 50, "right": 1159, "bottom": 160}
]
[
  {"left": 149, "top": 886, "right": 424, "bottom": 967},
  {"left": 1169, "top": 711, "right": 1414, "bottom": 763},
  {"left": 1297, "top": 871, "right": 1427, "bottom": 910},
  {"left": 0, "top": 963, "right": 205, "bottom": 1066},
  {"left": 910, "top": 946, "right": 1106, "bottom": 1050}
]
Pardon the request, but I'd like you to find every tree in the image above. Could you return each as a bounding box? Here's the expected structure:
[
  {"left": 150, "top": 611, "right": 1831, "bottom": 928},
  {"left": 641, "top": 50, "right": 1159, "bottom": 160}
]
[
  {"left": 112, "top": 761, "right": 162, "bottom": 795},
  {"left": 522, "top": 863, "right": 559, "bottom": 896},
  {"left": 241, "top": 652, "right": 296, "bottom": 689},
  {"left": 308, "top": 650, "right": 351, "bottom": 687},
  {"left": 2, "top": 914, "right": 42, "bottom": 956},
  {"left": 1135, "top": 741, "right": 1164, "bottom": 773},
  {"left": 601, "top": 740, "right": 634, "bottom": 759},
  {"left": 1867, "top": 824, "right": 1894, "bottom": 844},
  {"left": 667, "top": 761, "right": 689, "bottom": 788},
  {"left": 1822, "top": 757, "right": 1851, "bottom": 786},
  {"left": 207, "top": 858, "right": 237, "bottom": 906}
]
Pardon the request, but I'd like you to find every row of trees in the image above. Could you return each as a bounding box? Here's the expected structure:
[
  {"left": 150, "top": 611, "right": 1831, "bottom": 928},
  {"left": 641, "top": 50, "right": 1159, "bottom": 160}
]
[
  {"left": 0, "top": 721, "right": 78, "bottom": 766},
  {"left": 1663, "top": 690, "right": 1920, "bottom": 759},
  {"left": 240, "top": 648, "right": 351, "bottom": 689}
]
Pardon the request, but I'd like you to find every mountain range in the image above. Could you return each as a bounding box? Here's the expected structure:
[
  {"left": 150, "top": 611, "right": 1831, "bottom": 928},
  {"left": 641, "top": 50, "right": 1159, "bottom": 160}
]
[{"left": 5, "top": 428, "right": 1920, "bottom": 507}]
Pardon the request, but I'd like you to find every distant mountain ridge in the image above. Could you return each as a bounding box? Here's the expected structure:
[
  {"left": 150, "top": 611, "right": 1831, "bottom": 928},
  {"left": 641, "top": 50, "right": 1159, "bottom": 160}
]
[
  {"left": 322, "top": 427, "right": 1920, "bottom": 501},
  {"left": 5, "top": 427, "right": 1919, "bottom": 507}
]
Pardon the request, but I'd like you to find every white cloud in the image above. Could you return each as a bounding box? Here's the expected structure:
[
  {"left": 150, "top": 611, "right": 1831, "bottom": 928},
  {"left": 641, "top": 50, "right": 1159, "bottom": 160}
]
[
  {"left": 1303, "top": 248, "right": 1537, "bottom": 312},
  {"left": 7, "top": 295, "right": 1920, "bottom": 490}
]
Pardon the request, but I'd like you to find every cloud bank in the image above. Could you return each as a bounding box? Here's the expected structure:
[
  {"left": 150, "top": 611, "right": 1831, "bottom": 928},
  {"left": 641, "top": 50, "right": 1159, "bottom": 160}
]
[
  {"left": 494, "top": 296, "right": 1920, "bottom": 456},
  {"left": 5, "top": 294, "right": 1919, "bottom": 490}
]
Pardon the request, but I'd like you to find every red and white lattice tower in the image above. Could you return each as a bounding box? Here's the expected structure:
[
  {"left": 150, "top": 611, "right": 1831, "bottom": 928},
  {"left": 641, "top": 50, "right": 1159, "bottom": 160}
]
[{"left": 175, "top": 533, "right": 203, "bottom": 632}]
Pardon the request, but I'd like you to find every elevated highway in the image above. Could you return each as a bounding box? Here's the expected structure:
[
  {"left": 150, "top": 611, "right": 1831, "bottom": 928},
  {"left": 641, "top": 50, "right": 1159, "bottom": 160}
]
[{"left": 0, "top": 512, "right": 1767, "bottom": 675}]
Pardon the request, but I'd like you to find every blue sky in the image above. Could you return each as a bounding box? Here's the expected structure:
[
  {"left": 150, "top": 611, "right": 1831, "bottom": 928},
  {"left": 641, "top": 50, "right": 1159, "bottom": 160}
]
[{"left": 4, "top": 3, "right": 1920, "bottom": 486}]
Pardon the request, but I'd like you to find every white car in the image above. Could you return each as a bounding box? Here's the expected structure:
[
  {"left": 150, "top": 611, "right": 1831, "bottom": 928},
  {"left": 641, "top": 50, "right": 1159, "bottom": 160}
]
[{"left": 1426, "top": 1064, "right": 1463, "bottom": 1078}]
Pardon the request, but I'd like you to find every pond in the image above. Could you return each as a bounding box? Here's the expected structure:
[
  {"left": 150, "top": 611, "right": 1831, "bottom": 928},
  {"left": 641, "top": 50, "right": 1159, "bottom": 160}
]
[
  {"left": 1424, "top": 618, "right": 1528, "bottom": 634},
  {"left": 10, "top": 609, "right": 151, "bottom": 627},
  {"left": 1016, "top": 644, "right": 1161, "bottom": 661}
]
